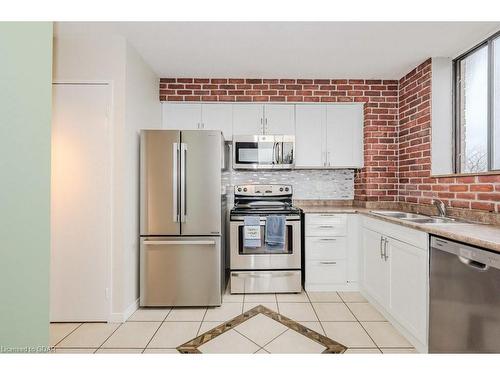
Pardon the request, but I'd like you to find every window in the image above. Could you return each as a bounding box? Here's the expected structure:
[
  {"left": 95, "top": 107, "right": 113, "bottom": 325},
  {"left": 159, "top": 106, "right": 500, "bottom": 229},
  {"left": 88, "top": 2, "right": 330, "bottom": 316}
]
[{"left": 454, "top": 31, "right": 500, "bottom": 173}]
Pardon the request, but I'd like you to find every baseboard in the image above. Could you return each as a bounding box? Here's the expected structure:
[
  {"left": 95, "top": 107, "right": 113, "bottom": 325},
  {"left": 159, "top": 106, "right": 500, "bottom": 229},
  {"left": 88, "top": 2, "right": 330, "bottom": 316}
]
[
  {"left": 108, "top": 298, "right": 139, "bottom": 323},
  {"left": 305, "top": 283, "right": 359, "bottom": 292}
]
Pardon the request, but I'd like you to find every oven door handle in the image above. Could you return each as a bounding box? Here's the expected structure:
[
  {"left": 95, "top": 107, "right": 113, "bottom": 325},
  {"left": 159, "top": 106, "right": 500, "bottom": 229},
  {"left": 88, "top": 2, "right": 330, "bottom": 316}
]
[{"left": 232, "top": 272, "right": 297, "bottom": 278}]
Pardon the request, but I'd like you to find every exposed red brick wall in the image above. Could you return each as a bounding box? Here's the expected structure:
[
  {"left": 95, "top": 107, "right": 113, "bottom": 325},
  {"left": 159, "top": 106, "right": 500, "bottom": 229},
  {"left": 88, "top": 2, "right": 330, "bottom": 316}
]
[
  {"left": 160, "top": 77, "right": 399, "bottom": 202},
  {"left": 398, "top": 59, "right": 500, "bottom": 213},
  {"left": 160, "top": 72, "right": 500, "bottom": 212}
]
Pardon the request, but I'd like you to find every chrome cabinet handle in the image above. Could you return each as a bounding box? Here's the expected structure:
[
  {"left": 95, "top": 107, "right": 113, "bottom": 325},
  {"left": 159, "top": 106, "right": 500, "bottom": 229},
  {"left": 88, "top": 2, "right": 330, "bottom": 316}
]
[
  {"left": 318, "top": 238, "right": 337, "bottom": 241},
  {"left": 380, "top": 236, "right": 384, "bottom": 259},
  {"left": 172, "top": 142, "right": 179, "bottom": 222},
  {"left": 327, "top": 151, "right": 331, "bottom": 166},
  {"left": 319, "top": 261, "right": 337, "bottom": 265},
  {"left": 383, "top": 238, "right": 389, "bottom": 261},
  {"left": 318, "top": 225, "right": 334, "bottom": 228}
]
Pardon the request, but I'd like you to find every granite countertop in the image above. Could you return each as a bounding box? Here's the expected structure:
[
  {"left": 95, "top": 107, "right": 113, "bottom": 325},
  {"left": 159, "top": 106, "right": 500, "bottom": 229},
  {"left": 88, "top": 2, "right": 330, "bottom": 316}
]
[{"left": 296, "top": 203, "right": 500, "bottom": 253}]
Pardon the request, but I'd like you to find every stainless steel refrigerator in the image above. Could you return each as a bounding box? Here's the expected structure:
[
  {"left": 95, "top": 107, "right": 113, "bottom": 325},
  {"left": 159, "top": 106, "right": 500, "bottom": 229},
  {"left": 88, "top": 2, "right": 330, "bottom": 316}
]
[{"left": 139, "top": 129, "right": 225, "bottom": 307}]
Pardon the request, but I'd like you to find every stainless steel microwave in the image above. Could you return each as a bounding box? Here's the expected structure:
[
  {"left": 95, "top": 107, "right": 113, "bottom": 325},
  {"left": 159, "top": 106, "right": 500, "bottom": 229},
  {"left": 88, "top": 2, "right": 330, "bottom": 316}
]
[{"left": 232, "top": 135, "right": 295, "bottom": 170}]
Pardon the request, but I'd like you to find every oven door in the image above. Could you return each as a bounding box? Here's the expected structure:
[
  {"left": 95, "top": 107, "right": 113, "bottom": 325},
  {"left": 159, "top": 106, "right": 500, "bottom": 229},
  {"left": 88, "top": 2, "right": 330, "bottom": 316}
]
[
  {"left": 229, "top": 217, "right": 301, "bottom": 270},
  {"left": 232, "top": 135, "right": 278, "bottom": 169}
]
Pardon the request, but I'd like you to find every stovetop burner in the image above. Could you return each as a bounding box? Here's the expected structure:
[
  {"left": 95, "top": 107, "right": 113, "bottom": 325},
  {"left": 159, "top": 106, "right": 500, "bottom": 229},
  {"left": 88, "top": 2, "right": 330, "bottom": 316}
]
[{"left": 231, "top": 184, "right": 301, "bottom": 216}]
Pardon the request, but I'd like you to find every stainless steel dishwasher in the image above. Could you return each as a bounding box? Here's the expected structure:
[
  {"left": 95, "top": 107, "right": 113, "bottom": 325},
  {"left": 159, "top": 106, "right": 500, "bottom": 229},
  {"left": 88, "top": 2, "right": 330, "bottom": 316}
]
[{"left": 429, "top": 236, "right": 500, "bottom": 353}]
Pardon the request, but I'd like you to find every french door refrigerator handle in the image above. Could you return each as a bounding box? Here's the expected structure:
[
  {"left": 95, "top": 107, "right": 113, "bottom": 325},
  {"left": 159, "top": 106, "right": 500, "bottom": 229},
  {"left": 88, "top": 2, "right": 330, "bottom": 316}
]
[
  {"left": 143, "top": 240, "right": 216, "bottom": 246},
  {"left": 172, "top": 142, "right": 180, "bottom": 222},
  {"left": 180, "top": 142, "right": 187, "bottom": 223}
]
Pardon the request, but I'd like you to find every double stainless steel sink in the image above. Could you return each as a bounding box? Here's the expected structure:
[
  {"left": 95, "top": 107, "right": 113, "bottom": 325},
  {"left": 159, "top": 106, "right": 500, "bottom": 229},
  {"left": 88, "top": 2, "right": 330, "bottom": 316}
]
[{"left": 370, "top": 210, "right": 470, "bottom": 224}]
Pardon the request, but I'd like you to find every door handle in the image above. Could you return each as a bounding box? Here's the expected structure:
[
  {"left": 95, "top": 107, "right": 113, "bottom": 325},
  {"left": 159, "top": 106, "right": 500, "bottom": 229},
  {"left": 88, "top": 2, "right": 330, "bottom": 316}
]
[
  {"left": 180, "top": 143, "right": 187, "bottom": 223},
  {"left": 383, "top": 238, "right": 389, "bottom": 261},
  {"left": 143, "top": 240, "right": 216, "bottom": 245},
  {"left": 172, "top": 142, "right": 180, "bottom": 223}
]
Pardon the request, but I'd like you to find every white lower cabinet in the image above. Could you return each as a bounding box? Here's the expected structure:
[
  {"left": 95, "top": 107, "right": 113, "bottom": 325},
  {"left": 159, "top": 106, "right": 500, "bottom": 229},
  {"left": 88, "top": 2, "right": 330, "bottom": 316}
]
[
  {"left": 304, "top": 213, "right": 359, "bottom": 291},
  {"left": 388, "top": 237, "right": 428, "bottom": 345},
  {"left": 362, "top": 228, "right": 390, "bottom": 307},
  {"left": 361, "top": 216, "right": 429, "bottom": 352}
]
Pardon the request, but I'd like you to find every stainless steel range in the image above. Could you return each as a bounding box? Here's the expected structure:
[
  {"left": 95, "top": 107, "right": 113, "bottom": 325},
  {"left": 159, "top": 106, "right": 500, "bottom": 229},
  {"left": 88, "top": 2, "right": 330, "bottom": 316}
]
[{"left": 229, "top": 184, "right": 302, "bottom": 294}]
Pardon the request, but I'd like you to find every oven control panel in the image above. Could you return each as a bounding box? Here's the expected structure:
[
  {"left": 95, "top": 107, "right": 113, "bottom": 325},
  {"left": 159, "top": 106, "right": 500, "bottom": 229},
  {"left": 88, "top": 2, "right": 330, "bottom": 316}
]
[{"left": 234, "top": 184, "right": 292, "bottom": 196}]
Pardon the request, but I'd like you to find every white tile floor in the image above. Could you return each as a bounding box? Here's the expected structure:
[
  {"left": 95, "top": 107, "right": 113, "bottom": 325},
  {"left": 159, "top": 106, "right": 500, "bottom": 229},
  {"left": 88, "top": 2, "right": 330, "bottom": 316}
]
[{"left": 50, "top": 288, "right": 416, "bottom": 354}]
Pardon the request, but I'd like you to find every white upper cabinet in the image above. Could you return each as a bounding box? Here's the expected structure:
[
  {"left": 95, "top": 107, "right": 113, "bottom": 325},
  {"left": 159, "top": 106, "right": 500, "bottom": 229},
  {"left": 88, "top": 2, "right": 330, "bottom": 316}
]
[
  {"left": 232, "top": 104, "right": 264, "bottom": 135},
  {"left": 326, "top": 104, "right": 364, "bottom": 168},
  {"left": 201, "top": 103, "right": 233, "bottom": 140},
  {"left": 162, "top": 102, "right": 364, "bottom": 167},
  {"left": 263, "top": 104, "right": 295, "bottom": 135},
  {"left": 295, "top": 105, "right": 327, "bottom": 168},
  {"left": 162, "top": 103, "right": 202, "bottom": 130}
]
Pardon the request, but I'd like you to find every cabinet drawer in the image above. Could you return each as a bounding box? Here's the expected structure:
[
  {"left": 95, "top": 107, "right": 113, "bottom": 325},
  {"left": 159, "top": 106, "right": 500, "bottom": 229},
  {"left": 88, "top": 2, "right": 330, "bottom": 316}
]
[
  {"left": 305, "top": 237, "right": 347, "bottom": 260},
  {"left": 306, "top": 224, "right": 347, "bottom": 237},
  {"left": 306, "top": 213, "right": 347, "bottom": 226},
  {"left": 306, "top": 260, "right": 347, "bottom": 285}
]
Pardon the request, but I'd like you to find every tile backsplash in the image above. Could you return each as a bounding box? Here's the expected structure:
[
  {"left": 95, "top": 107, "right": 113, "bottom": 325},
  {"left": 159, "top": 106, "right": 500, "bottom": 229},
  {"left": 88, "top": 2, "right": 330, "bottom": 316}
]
[{"left": 222, "top": 169, "right": 354, "bottom": 200}]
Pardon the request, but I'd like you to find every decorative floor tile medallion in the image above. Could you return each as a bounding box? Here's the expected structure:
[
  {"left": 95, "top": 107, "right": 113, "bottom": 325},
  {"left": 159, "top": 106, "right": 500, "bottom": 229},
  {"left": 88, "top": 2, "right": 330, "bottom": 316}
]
[{"left": 177, "top": 305, "right": 347, "bottom": 354}]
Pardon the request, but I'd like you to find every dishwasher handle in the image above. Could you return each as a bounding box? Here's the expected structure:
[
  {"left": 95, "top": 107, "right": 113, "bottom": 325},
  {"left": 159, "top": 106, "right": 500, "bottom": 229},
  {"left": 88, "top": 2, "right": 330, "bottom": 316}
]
[{"left": 457, "top": 256, "right": 489, "bottom": 271}]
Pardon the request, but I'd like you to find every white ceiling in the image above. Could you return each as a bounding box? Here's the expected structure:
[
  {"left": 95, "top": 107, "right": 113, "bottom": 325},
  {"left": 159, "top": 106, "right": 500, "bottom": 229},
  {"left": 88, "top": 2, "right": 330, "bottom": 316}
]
[{"left": 54, "top": 22, "right": 500, "bottom": 79}]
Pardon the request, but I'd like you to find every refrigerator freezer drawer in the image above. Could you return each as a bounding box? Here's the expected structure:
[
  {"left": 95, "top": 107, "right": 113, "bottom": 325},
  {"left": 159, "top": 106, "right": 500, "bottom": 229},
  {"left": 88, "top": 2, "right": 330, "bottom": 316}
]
[
  {"left": 140, "top": 237, "right": 222, "bottom": 307},
  {"left": 230, "top": 270, "right": 301, "bottom": 294}
]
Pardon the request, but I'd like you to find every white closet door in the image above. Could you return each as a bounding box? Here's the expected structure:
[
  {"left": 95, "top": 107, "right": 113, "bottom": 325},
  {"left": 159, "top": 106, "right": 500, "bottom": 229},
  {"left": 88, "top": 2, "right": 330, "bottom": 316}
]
[
  {"left": 162, "top": 103, "right": 202, "bottom": 130},
  {"left": 201, "top": 103, "right": 233, "bottom": 140},
  {"left": 295, "top": 105, "right": 326, "bottom": 167},
  {"left": 264, "top": 104, "right": 295, "bottom": 135},
  {"left": 232, "top": 104, "right": 264, "bottom": 135},
  {"left": 51, "top": 84, "right": 111, "bottom": 322},
  {"left": 326, "top": 104, "right": 364, "bottom": 168}
]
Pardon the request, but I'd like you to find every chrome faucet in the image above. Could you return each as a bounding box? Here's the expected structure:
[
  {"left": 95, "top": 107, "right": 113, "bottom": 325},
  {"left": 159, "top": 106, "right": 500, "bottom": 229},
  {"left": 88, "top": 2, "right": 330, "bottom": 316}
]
[{"left": 432, "top": 199, "right": 447, "bottom": 217}]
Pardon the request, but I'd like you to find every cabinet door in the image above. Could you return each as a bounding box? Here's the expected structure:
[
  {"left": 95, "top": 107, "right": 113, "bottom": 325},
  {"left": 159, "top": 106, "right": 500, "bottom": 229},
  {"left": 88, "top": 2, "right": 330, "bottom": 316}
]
[
  {"left": 388, "top": 238, "right": 428, "bottom": 344},
  {"left": 362, "top": 227, "right": 389, "bottom": 308},
  {"left": 346, "top": 214, "right": 360, "bottom": 284},
  {"left": 162, "top": 103, "right": 202, "bottom": 130},
  {"left": 295, "top": 105, "right": 326, "bottom": 167},
  {"left": 201, "top": 103, "right": 233, "bottom": 140},
  {"left": 232, "top": 104, "right": 264, "bottom": 135},
  {"left": 264, "top": 104, "right": 295, "bottom": 135},
  {"left": 326, "top": 104, "right": 364, "bottom": 168}
]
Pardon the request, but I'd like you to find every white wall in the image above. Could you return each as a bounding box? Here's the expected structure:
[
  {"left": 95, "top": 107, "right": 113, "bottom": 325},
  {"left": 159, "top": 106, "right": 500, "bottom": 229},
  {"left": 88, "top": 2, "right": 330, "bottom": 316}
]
[
  {"left": 121, "top": 42, "right": 161, "bottom": 317},
  {"left": 53, "top": 36, "right": 161, "bottom": 321},
  {"left": 431, "top": 57, "right": 454, "bottom": 175}
]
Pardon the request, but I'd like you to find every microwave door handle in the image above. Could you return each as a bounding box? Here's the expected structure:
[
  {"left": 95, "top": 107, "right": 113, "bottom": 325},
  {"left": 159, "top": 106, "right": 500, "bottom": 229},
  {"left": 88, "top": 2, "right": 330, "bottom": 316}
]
[{"left": 274, "top": 142, "right": 281, "bottom": 164}]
